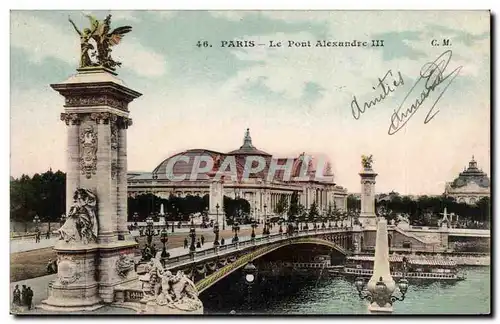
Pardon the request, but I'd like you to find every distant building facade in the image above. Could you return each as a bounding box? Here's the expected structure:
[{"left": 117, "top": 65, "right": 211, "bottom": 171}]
[
  {"left": 127, "top": 129, "right": 348, "bottom": 221},
  {"left": 444, "top": 156, "right": 490, "bottom": 204}
]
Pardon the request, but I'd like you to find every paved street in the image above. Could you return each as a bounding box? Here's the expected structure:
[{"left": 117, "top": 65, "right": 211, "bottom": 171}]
[{"left": 10, "top": 237, "right": 60, "bottom": 253}]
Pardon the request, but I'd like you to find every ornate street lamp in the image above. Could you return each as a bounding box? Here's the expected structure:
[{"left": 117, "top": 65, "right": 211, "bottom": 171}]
[
  {"left": 33, "top": 214, "right": 41, "bottom": 232},
  {"left": 133, "top": 212, "right": 139, "bottom": 228},
  {"left": 213, "top": 203, "right": 220, "bottom": 246},
  {"left": 232, "top": 221, "right": 240, "bottom": 243},
  {"left": 355, "top": 276, "right": 409, "bottom": 308},
  {"left": 251, "top": 218, "right": 257, "bottom": 239},
  {"left": 354, "top": 219, "right": 409, "bottom": 313},
  {"left": 189, "top": 216, "right": 196, "bottom": 253},
  {"left": 278, "top": 219, "right": 283, "bottom": 234},
  {"left": 263, "top": 204, "right": 269, "bottom": 235},
  {"left": 160, "top": 227, "right": 170, "bottom": 265},
  {"left": 145, "top": 215, "right": 155, "bottom": 247},
  {"left": 243, "top": 262, "right": 258, "bottom": 310}
]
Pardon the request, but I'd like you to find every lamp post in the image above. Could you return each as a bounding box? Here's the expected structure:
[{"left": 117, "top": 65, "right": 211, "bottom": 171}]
[
  {"left": 189, "top": 216, "right": 196, "bottom": 253},
  {"left": 353, "top": 218, "right": 409, "bottom": 313},
  {"left": 132, "top": 212, "right": 139, "bottom": 228},
  {"left": 278, "top": 219, "right": 283, "bottom": 234},
  {"left": 33, "top": 214, "right": 40, "bottom": 230},
  {"left": 263, "top": 204, "right": 269, "bottom": 235},
  {"left": 232, "top": 221, "right": 240, "bottom": 243},
  {"left": 213, "top": 203, "right": 220, "bottom": 246},
  {"left": 145, "top": 215, "right": 155, "bottom": 247},
  {"left": 160, "top": 227, "right": 170, "bottom": 266},
  {"left": 251, "top": 218, "right": 257, "bottom": 239},
  {"left": 243, "top": 262, "right": 258, "bottom": 311}
]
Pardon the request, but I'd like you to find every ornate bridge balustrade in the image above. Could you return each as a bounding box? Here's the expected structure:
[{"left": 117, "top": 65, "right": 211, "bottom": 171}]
[
  {"left": 160, "top": 228, "right": 352, "bottom": 293},
  {"left": 113, "top": 228, "right": 353, "bottom": 303}
]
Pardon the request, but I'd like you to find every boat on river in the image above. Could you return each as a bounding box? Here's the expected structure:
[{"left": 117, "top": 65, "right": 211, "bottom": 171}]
[{"left": 342, "top": 255, "right": 466, "bottom": 282}]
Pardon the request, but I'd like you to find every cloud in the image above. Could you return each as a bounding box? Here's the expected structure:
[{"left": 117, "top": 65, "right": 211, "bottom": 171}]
[
  {"left": 110, "top": 10, "right": 140, "bottom": 22},
  {"left": 11, "top": 12, "right": 166, "bottom": 78},
  {"left": 151, "top": 11, "right": 177, "bottom": 20},
  {"left": 209, "top": 11, "right": 248, "bottom": 21},
  {"left": 113, "top": 37, "right": 167, "bottom": 77},
  {"left": 10, "top": 12, "right": 78, "bottom": 66}
]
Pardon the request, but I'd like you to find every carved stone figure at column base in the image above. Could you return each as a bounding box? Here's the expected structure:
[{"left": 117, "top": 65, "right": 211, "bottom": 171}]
[{"left": 138, "top": 257, "right": 203, "bottom": 314}]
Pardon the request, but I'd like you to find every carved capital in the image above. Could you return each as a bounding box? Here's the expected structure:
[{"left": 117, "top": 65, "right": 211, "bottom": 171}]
[
  {"left": 60, "top": 113, "right": 81, "bottom": 125},
  {"left": 117, "top": 116, "right": 133, "bottom": 129},
  {"left": 90, "top": 112, "right": 111, "bottom": 124}
]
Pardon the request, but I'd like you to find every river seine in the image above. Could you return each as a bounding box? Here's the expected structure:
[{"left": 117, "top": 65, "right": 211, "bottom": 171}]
[{"left": 201, "top": 266, "right": 490, "bottom": 315}]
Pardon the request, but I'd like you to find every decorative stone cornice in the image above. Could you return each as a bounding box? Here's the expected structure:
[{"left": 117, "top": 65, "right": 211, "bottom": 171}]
[
  {"left": 60, "top": 113, "right": 81, "bottom": 125},
  {"left": 64, "top": 94, "right": 129, "bottom": 111}
]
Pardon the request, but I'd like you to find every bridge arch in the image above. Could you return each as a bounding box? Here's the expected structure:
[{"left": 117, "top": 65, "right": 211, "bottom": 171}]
[{"left": 196, "top": 237, "right": 346, "bottom": 293}]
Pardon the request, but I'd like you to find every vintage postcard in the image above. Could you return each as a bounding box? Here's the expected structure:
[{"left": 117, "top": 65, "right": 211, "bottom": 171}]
[{"left": 9, "top": 10, "right": 490, "bottom": 315}]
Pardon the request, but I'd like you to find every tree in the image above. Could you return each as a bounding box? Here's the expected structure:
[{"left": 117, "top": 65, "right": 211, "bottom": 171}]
[
  {"left": 326, "top": 203, "right": 334, "bottom": 227},
  {"left": 274, "top": 195, "right": 289, "bottom": 219},
  {"left": 297, "top": 204, "right": 307, "bottom": 227},
  {"left": 309, "top": 201, "right": 319, "bottom": 227},
  {"left": 347, "top": 194, "right": 361, "bottom": 210},
  {"left": 287, "top": 191, "right": 300, "bottom": 223},
  {"left": 10, "top": 170, "right": 66, "bottom": 232}
]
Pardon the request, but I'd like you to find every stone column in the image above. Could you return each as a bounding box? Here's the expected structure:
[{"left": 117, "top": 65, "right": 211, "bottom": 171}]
[
  {"left": 208, "top": 179, "right": 223, "bottom": 222},
  {"left": 41, "top": 67, "right": 142, "bottom": 311},
  {"left": 63, "top": 114, "right": 80, "bottom": 213},
  {"left": 94, "top": 116, "right": 116, "bottom": 243},
  {"left": 301, "top": 187, "right": 307, "bottom": 206},
  {"left": 359, "top": 165, "right": 378, "bottom": 228},
  {"left": 117, "top": 118, "right": 131, "bottom": 239}
]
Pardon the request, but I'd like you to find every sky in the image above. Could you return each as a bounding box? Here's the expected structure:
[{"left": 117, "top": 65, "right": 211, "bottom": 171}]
[{"left": 10, "top": 10, "right": 490, "bottom": 195}]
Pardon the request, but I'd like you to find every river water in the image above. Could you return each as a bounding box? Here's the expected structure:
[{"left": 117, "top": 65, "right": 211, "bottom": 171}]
[{"left": 201, "top": 266, "right": 490, "bottom": 315}]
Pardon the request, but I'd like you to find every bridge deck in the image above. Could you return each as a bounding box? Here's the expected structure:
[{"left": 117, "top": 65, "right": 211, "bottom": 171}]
[{"left": 163, "top": 228, "right": 350, "bottom": 271}]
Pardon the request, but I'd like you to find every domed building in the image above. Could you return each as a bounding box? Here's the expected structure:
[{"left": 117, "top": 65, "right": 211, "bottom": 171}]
[
  {"left": 127, "top": 129, "right": 348, "bottom": 222},
  {"left": 444, "top": 156, "right": 490, "bottom": 204}
]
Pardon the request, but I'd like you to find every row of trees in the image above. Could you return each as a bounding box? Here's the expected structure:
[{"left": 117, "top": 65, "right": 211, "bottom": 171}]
[
  {"left": 10, "top": 170, "right": 66, "bottom": 231},
  {"left": 127, "top": 193, "right": 251, "bottom": 223},
  {"left": 346, "top": 193, "right": 490, "bottom": 227}
]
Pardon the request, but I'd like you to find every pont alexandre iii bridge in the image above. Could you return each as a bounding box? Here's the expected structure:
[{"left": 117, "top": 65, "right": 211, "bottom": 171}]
[
  {"left": 112, "top": 222, "right": 490, "bottom": 307},
  {"left": 113, "top": 227, "right": 353, "bottom": 305}
]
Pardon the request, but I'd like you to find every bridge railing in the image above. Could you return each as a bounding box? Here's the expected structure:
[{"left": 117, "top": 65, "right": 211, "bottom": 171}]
[{"left": 163, "top": 227, "right": 349, "bottom": 270}]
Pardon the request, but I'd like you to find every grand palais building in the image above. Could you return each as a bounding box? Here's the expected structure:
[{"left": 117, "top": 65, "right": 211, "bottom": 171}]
[{"left": 127, "top": 129, "right": 348, "bottom": 221}]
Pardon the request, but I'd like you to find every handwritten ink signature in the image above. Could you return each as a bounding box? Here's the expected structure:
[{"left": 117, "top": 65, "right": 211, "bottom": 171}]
[
  {"left": 351, "top": 70, "right": 404, "bottom": 120},
  {"left": 388, "top": 50, "right": 463, "bottom": 135}
]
